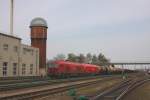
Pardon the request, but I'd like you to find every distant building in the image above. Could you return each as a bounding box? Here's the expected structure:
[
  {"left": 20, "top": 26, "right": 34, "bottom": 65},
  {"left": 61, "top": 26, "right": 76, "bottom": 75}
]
[{"left": 0, "top": 32, "right": 39, "bottom": 77}]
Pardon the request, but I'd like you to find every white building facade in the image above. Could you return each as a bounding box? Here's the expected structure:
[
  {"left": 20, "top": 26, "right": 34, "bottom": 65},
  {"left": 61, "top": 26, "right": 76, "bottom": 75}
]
[{"left": 0, "top": 33, "right": 39, "bottom": 77}]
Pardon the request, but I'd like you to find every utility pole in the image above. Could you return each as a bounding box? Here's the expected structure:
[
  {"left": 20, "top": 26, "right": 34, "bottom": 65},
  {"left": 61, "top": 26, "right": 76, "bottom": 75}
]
[{"left": 10, "top": 0, "right": 14, "bottom": 35}]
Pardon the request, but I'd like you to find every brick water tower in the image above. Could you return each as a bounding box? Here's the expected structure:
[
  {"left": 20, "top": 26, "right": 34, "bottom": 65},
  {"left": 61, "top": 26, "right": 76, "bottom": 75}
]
[{"left": 30, "top": 17, "right": 48, "bottom": 76}]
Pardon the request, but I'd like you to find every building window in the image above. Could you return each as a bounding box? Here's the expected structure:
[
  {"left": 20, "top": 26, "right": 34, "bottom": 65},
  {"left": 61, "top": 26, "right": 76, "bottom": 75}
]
[
  {"left": 30, "top": 64, "right": 33, "bottom": 74},
  {"left": 3, "top": 62, "right": 8, "bottom": 76},
  {"left": 3, "top": 44, "right": 8, "bottom": 51},
  {"left": 14, "top": 46, "right": 18, "bottom": 52},
  {"left": 31, "top": 50, "right": 33, "bottom": 55},
  {"left": 13, "top": 63, "right": 17, "bottom": 75},
  {"left": 23, "top": 48, "right": 26, "bottom": 54},
  {"left": 22, "top": 64, "right": 26, "bottom": 75}
]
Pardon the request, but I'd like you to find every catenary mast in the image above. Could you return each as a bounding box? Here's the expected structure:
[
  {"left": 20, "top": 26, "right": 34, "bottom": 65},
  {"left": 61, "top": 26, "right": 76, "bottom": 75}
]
[{"left": 10, "top": 0, "right": 14, "bottom": 35}]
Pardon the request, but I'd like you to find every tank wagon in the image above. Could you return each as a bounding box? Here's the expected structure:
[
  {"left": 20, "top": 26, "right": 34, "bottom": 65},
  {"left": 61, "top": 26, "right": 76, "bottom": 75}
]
[{"left": 47, "top": 60, "right": 133, "bottom": 78}]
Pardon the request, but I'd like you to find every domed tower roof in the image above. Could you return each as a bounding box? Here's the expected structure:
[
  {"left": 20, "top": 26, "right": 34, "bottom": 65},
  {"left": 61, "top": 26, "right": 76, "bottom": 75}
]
[{"left": 30, "top": 17, "right": 48, "bottom": 27}]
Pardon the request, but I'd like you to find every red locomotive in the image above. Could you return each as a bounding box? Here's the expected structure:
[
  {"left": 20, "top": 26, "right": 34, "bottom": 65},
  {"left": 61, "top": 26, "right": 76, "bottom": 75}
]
[{"left": 47, "top": 60, "right": 101, "bottom": 78}]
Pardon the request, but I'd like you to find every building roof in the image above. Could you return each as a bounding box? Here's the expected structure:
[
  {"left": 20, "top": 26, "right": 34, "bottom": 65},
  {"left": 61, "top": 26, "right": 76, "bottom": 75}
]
[
  {"left": 0, "top": 32, "right": 21, "bottom": 40},
  {"left": 30, "top": 17, "right": 48, "bottom": 27},
  {"left": 21, "top": 44, "right": 39, "bottom": 50}
]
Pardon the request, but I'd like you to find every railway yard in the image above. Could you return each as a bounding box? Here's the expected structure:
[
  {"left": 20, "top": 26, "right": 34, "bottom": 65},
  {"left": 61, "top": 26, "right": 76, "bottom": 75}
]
[
  {"left": 0, "top": 73, "right": 149, "bottom": 100},
  {"left": 0, "top": 73, "right": 150, "bottom": 100}
]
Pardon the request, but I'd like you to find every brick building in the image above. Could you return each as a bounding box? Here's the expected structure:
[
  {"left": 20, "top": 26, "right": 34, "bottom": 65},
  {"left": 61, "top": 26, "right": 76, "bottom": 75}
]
[{"left": 30, "top": 17, "right": 48, "bottom": 76}]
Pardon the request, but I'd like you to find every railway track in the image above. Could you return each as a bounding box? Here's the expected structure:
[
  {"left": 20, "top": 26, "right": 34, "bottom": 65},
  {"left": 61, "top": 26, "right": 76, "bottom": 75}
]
[
  {"left": 0, "top": 77, "right": 50, "bottom": 85},
  {"left": 0, "top": 76, "right": 121, "bottom": 100},
  {"left": 0, "top": 75, "right": 118, "bottom": 91},
  {"left": 0, "top": 76, "right": 90, "bottom": 85},
  {"left": 0, "top": 74, "right": 136, "bottom": 85},
  {"left": 90, "top": 75, "right": 150, "bottom": 100}
]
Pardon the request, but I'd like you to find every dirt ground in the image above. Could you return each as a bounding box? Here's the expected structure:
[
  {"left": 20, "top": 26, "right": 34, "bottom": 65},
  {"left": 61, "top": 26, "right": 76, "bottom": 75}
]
[
  {"left": 36, "top": 78, "right": 122, "bottom": 100},
  {"left": 122, "top": 81, "right": 150, "bottom": 100}
]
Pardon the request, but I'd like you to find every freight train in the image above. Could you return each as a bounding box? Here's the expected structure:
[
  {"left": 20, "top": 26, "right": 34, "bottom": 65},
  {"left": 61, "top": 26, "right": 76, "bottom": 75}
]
[{"left": 47, "top": 60, "right": 133, "bottom": 78}]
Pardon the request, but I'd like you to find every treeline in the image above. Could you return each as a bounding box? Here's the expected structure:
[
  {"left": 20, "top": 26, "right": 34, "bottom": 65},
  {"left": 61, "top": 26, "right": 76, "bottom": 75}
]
[{"left": 52, "top": 53, "right": 110, "bottom": 66}]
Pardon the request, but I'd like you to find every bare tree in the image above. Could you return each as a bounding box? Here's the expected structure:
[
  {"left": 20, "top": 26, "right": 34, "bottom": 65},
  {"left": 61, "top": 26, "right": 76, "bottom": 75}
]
[
  {"left": 78, "top": 54, "right": 86, "bottom": 63},
  {"left": 67, "top": 53, "right": 77, "bottom": 62},
  {"left": 54, "top": 54, "right": 66, "bottom": 60},
  {"left": 86, "top": 53, "right": 92, "bottom": 63},
  {"left": 91, "top": 54, "right": 98, "bottom": 65}
]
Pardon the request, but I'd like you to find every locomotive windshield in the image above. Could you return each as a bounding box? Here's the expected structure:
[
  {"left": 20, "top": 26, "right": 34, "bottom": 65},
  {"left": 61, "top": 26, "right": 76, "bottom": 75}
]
[{"left": 47, "top": 61, "right": 58, "bottom": 68}]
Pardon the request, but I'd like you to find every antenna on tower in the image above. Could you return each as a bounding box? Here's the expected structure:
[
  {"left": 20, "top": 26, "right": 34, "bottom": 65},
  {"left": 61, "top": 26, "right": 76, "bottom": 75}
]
[{"left": 10, "top": 0, "right": 14, "bottom": 35}]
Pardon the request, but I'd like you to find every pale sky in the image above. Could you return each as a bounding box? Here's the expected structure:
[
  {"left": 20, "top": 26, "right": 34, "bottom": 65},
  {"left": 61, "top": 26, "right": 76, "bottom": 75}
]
[{"left": 0, "top": 0, "right": 150, "bottom": 62}]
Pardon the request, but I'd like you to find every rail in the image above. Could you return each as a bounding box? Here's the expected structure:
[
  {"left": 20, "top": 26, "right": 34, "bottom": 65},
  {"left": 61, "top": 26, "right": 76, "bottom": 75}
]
[{"left": 90, "top": 75, "right": 150, "bottom": 100}]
